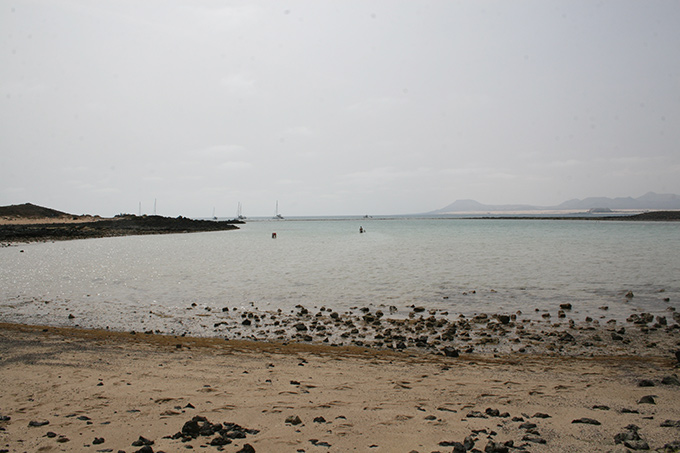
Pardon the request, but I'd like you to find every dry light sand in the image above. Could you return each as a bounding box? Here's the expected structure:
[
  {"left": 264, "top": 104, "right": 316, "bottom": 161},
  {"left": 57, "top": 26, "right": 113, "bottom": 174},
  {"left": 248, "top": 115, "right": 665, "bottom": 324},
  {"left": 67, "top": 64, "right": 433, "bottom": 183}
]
[{"left": 1, "top": 323, "right": 679, "bottom": 453}]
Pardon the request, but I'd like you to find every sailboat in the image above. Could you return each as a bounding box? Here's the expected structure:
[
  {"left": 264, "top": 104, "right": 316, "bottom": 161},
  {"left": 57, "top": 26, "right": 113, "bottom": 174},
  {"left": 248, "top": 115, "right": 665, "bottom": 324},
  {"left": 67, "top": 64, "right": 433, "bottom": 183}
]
[
  {"left": 237, "top": 202, "right": 246, "bottom": 220},
  {"left": 274, "top": 201, "right": 284, "bottom": 219}
]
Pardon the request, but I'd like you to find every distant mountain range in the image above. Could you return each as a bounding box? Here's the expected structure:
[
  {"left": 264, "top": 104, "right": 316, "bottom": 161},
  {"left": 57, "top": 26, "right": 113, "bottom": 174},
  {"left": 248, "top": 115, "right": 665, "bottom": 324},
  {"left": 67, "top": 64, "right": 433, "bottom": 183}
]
[{"left": 431, "top": 192, "right": 680, "bottom": 213}]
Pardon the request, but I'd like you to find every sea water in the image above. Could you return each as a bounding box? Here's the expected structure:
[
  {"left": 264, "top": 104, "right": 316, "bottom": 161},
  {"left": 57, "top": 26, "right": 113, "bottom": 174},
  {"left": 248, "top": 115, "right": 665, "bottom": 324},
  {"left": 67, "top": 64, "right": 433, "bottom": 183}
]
[{"left": 1, "top": 218, "right": 679, "bottom": 334}]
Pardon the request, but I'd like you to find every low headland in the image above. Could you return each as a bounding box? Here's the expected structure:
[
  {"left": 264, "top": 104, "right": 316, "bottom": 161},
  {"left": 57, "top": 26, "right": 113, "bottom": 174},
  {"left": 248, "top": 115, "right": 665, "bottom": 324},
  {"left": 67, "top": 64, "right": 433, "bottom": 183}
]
[{"left": 0, "top": 203, "right": 242, "bottom": 242}]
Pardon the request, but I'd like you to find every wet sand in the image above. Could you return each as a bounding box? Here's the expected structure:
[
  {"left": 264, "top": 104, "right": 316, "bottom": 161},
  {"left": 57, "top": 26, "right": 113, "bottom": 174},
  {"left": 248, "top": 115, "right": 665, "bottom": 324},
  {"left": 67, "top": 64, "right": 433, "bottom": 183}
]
[{"left": 1, "top": 323, "right": 679, "bottom": 452}]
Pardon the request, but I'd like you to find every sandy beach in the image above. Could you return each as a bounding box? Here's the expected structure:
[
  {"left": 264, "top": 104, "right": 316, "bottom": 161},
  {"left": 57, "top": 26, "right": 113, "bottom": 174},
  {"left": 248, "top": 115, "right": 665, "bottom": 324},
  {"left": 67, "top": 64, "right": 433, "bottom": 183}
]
[{"left": 1, "top": 323, "right": 679, "bottom": 452}]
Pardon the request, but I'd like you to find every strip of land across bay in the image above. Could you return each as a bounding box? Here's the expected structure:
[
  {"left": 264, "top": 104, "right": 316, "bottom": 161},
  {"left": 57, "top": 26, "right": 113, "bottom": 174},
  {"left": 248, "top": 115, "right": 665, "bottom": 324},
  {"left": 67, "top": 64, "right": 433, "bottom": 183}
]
[{"left": 0, "top": 203, "right": 241, "bottom": 242}]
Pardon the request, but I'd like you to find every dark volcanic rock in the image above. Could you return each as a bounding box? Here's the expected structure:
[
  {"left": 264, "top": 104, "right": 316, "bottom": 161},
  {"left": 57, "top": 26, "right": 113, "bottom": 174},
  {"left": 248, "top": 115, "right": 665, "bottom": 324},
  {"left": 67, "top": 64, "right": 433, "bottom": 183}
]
[
  {"left": 0, "top": 214, "right": 241, "bottom": 242},
  {"left": 442, "top": 346, "right": 459, "bottom": 357},
  {"left": 660, "top": 420, "right": 680, "bottom": 428},
  {"left": 572, "top": 418, "right": 601, "bottom": 425},
  {"left": 614, "top": 424, "right": 649, "bottom": 450},
  {"left": 661, "top": 375, "right": 680, "bottom": 386},
  {"left": 485, "top": 440, "right": 510, "bottom": 453},
  {"left": 638, "top": 395, "right": 656, "bottom": 404},
  {"left": 522, "top": 434, "right": 546, "bottom": 444},
  {"left": 638, "top": 379, "right": 655, "bottom": 387},
  {"left": 134, "top": 446, "right": 154, "bottom": 453},
  {"left": 285, "top": 415, "right": 302, "bottom": 425},
  {"left": 131, "top": 436, "right": 154, "bottom": 447},
  {"left": 28, "top": 420, "right": 49, "bottom": 427},
  {"left": 171, "top": 416, "right": 259, "bottom": 445},
  {"left": 439, "top": 441, "right": 466, "bottom": 453}
]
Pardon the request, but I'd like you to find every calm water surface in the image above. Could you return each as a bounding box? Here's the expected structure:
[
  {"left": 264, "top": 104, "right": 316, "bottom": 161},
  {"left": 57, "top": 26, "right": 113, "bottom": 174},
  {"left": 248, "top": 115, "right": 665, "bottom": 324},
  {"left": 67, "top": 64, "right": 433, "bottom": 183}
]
[{"left": 1, "top": 218, "right": 678, "bottom": 334}]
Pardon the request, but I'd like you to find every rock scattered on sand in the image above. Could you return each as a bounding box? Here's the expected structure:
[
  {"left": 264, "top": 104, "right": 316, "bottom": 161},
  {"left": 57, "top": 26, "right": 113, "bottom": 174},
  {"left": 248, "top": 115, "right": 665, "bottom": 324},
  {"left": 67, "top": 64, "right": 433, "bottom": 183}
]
[
  {"left": 131, "top": 436, "right": 154, "bottom": 447},
  {"left": 166, "top": 416, "right": 259, "bottom": 448},
  {"left": 660, "top": 420, "right": 680, "bottom": 428},
  {"left": 638, "top": 395, "right": 656, "bottom": 404},
  {"left": 28, "top": 420, "right": 49, "bottom": 427},
  {"left": 593, "top": 405, "right": 610, "bottom": 410},
  {"left": 614, "top": 424, "right": 650, "bottom": 450},
  {"left": 572, "top": 418, "right": 601, "bottom": 425},
  {"left": 285, "top": 415, "right": 302, "bottom": 425},
  {"left": 662, "top": 375, "right": 680, "bottom": 386},
  {"left": 484, "top": 440, "right": 510, "bottom": 453}
]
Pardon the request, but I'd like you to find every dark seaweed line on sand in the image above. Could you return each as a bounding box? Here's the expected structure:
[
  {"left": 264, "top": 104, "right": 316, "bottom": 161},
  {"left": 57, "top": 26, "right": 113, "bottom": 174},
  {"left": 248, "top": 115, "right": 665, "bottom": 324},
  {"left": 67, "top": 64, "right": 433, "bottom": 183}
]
[{"left": 0, "top": 216, "right": 242, "bottom": 242}]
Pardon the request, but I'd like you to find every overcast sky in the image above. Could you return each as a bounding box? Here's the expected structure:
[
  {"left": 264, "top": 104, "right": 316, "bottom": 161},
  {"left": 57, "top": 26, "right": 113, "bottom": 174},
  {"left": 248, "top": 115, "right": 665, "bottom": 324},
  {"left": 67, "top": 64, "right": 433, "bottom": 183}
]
[{"left": 2, "top": 1, "right": 679, "bottom": 217}]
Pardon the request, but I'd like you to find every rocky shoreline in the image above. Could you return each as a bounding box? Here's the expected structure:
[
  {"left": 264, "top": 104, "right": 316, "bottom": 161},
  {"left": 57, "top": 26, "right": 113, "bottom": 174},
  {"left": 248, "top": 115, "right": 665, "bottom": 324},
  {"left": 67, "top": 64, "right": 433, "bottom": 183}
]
[
  {"left": 15, "top": 293, "right": 679, "bottom": 360},
  {"left": 0, "top": 215, "right": 242, "bottom": 242}
]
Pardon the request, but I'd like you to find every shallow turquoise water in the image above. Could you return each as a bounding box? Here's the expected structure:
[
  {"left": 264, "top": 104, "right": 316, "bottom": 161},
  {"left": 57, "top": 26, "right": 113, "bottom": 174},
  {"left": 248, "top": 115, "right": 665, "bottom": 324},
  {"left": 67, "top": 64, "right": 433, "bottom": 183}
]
[{"left": 1, "top": 218, "right": 678, "bottom": 333}]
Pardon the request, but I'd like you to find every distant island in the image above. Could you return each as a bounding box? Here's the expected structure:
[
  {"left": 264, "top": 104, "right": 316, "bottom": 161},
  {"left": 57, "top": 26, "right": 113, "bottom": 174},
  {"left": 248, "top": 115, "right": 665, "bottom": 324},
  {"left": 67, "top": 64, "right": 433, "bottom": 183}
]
[
  {"left": 431, "top": 192, "right": 680, "bottom": 214},
  {"left": 0, "top": 203, "right": 243, "bottom": 243}
]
